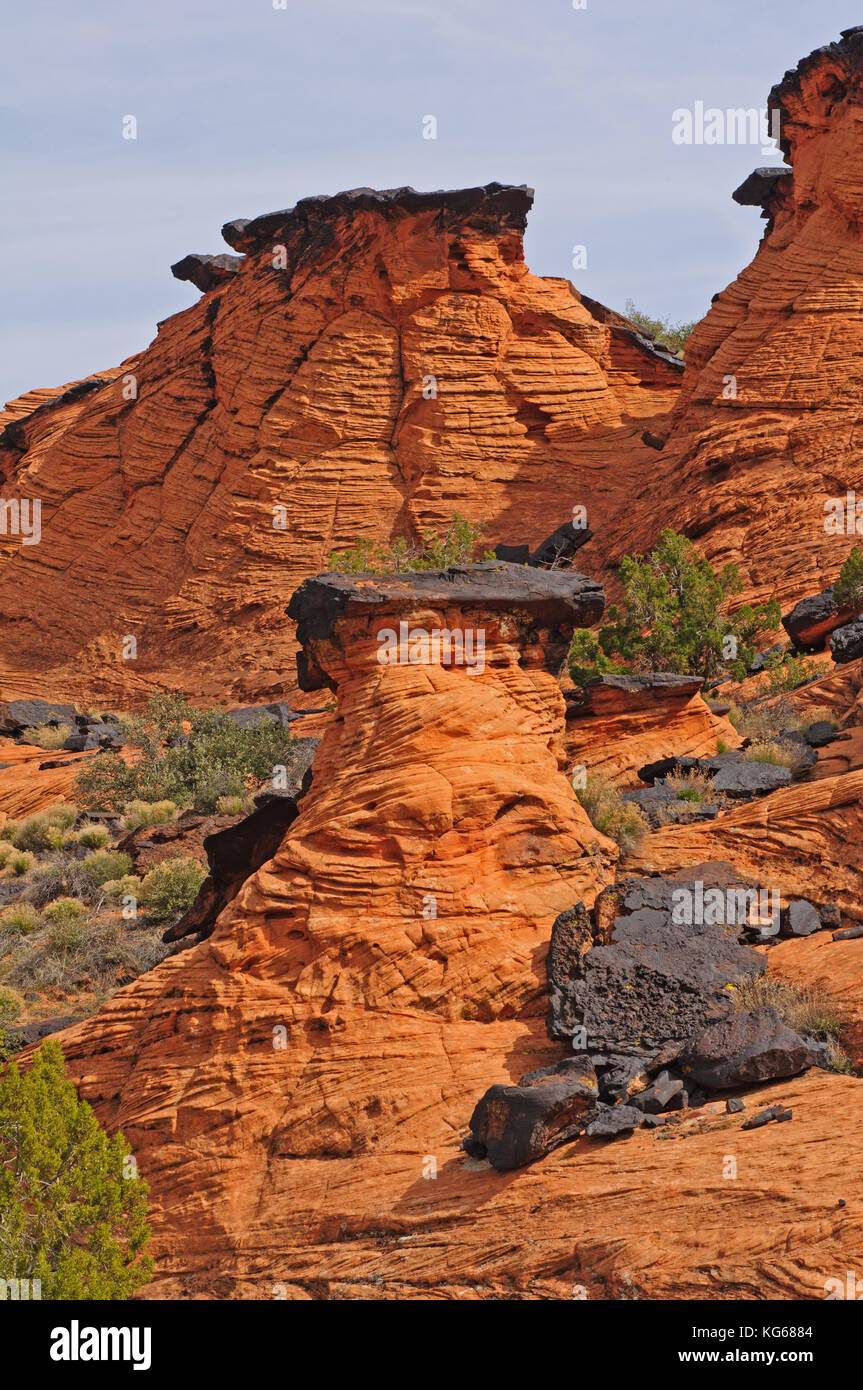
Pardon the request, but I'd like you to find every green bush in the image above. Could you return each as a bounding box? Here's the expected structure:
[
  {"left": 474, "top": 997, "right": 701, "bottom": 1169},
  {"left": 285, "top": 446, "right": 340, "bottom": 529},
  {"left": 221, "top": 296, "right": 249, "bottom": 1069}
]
[
  {"left": 624, "top": 299, "right": 696, "bottom": 356},
  {"left": 0, "top": 822, "right": 17, "bottom": 842},
  {"left": 0, "top": 904, "right": 39, "bottom": 935},
  {"left": 77, "top": 825, "right": 109, "bottom": 850},
  {"left": 215, "top": 794, "right": 249, "bottom": 816},
  {"left": 83, "top": 850, "right": 133, "bottom": 886},
  {"left": 10, "top": 852, "right": 34, "bottom": 877},
  {"left": 46, "top": 916, "right": 89, "bottom": 956},
  {"left": 139, "top": 857, "right": 207, "bottom": 921},
  {"left": 0, "top": 1040, "right": 152, "bottom": 1298},
  {"left": 102, "top": 875, "right": 142, "bottom": 901},
  {"left": 11, "top": 815, "right": 54, "bottom": 853},
  {"left": 834, "top": 546, "right": 863, "bottom": 609},
  {"left": 0, "top": 843, "right": 14, "bottom": 869},
  {"left": 329, "top": 513, "right": 491, "bottom": 574},
  {"left": 76, "top": 694, "right": 314, "bottom": 815},
  {"left": 568, "top": 529, "right": 781, "bottom": 688},
  {"left": 742, "top": 740, "right": 801, "bottom": 770},
  {"left": 43, "top": 897, "right": 86, "bottom": 927}
]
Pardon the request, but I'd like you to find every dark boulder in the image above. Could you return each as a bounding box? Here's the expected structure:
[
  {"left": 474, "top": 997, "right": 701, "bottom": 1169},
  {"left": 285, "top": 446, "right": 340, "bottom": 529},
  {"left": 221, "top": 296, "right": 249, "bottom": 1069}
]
[
  {"left": 830, "top": 617, "right": 863, "bottom": 665},
  {"left": 584, "top": 1103, "right": 643, "bottom": 1138},
  {"left": 630, "top": 1069, "right": 685, "bottom": 1114},
  {"left": 0, "top": 698, "right": 77, "bottom": 735},
  {"left": 780, "top": 899, "right": 821, "bottom": 938},
  {"left": 804, "top": 720, "right": 840, "bottom": 747},
  {"left": 529, "top": 520, "right": 592, "bottom": 569},
  {"left": 782, "top": 586, "right": 860, "bottom": 652},
  {"left": 711, "top": 761, "right": 792, "bottom": 797},
  {"left": 226, "top": 702, "right": 300, "bottom": 730},
  {"left": 465, "top": 1058, "right": 598, "bottom": 1169},
  {"left": 492, "top": 543, "right": 530, "bottom": 564},
  {"left": 61, "top": 732, "right": 101, "bottom": 752},
  {"left": 5, "top": 1016, "right": 80, "bottom": 1045},
  {"left": 678, "top": 1007, "right": 821, "bottom": 1089},
  {"left": 548, "top": 872, "right": 766, "bottom": 1052}
]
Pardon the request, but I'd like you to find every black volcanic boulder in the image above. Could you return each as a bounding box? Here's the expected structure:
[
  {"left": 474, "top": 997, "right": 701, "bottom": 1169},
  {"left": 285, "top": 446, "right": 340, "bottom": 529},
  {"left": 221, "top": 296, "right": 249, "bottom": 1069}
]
[
  {"left": 547, "top": 871, "right": 767, "bottom": 1053},
  {"left": 711, "top": 761, "right": 792, "bottom": 797},
  {"left": 584, "top": 1103, "right": 644, "bottom": 1138},
  {"left": 678, "top": 1007, "right": 822, "bottom": 1089},
  {"left": 830, "top": 617, "right": 863, "bottom": 664},
  {"left": 465, "top": 1057, "right": 598, "bottom": 1169},
  {"left": 782, "top": 586, "right": 861, "bottom": 652},
  {"left": 0, "top": 698, "right": 77, "bottom": 735}
]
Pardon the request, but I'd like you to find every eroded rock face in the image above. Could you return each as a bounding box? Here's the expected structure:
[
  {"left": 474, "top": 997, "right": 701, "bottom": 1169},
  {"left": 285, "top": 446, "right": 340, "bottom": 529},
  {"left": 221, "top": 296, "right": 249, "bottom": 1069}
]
[
  {"left": 0, "top": 183, "right": 678, "bottom": 711},
  {"left": 565, "top": 674, "right": 739, "bottom": 786},
  {"left": 49, "top": 565, "right": 616, "bottom": 1289},
  {"left": 604, "top": 28, "right": 863, "bottom": 615}
]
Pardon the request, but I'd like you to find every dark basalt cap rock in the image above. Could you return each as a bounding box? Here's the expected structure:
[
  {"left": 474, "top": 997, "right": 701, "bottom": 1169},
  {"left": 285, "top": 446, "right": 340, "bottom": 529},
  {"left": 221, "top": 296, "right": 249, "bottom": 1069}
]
[
  {"left": 287, "top": 561, "right": 605, "bottom": 647},
  {"left": 732, "top": 167, "right": 792, "bottom": 208},
  {"left": 222, "top": 183, "right": 535, "bottom": 253},
  {"left": 171, "top": 253, "right": 242, "bottom": 292},
  {"left": 0, "top": 378, "right": 111, "bottom": 451},
  {"left": 768, "top": 27, "right": 863, "bottom": 160}
]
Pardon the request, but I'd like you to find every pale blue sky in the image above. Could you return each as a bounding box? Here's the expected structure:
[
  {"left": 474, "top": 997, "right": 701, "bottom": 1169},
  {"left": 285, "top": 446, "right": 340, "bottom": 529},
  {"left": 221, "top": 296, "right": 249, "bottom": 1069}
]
[{"left": 1, "top": 0, "right": 859, "bottom": 404}]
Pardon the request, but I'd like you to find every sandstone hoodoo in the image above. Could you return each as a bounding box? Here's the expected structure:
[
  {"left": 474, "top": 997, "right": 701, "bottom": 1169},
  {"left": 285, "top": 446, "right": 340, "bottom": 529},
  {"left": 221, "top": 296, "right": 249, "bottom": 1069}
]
[
  {"left": 604, "top": 27, "right": 863, "bottom": 615},
  {"left": 0, "top": 182, "right": 679, "bottom": 713},
  {"left": 44, "top": 562, "right": 620, "bottom": 1294}
]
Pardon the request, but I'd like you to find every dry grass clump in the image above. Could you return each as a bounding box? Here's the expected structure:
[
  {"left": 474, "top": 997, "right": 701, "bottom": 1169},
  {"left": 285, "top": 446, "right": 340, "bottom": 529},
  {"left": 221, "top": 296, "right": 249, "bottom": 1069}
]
[
  {"left": 575, "top": 773, "right": 647, "bottom": 855},
  {"left": 743, "top": 740, "right": 802, "bottom": 769},
  {"left": 732, "top": 974, "right": 850, "bottom": 1072}
]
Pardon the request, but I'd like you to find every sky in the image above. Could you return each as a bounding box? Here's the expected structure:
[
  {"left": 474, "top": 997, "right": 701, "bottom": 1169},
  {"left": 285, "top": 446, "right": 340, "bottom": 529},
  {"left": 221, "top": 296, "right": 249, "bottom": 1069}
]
[{"left": 1, "top": 0, "right": 860, "bottom": 405}]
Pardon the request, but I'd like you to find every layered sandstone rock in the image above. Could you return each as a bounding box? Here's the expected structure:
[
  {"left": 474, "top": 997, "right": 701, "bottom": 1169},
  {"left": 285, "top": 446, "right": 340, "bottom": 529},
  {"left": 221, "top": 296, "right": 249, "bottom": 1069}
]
[
  {"left": 565, "top": 673, "right": 740, "bottom": 786},
  {"left": 605, "top": 27, "right": 863, "bottom": 614},
  {"left": 0, "top": 183, "right": 679, "bottom": 712},
  {"left": 51, "top": 565, "right": 619, "bottom": 1295}
]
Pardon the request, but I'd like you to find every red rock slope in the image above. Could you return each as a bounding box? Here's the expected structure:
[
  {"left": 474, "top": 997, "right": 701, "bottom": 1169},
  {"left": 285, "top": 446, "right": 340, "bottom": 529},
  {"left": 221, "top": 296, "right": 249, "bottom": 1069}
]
[
  {"left": 0, "top": 185, "right": 679, "bottom": 712},
  {"left": 605, "top": 26, "right": 863, "bottom": 612}
]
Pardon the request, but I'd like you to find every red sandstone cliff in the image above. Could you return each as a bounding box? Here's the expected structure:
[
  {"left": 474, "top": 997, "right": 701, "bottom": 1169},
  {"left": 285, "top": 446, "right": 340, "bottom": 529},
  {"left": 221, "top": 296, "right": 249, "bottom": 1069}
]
[{"left": 0, "top": 184, "right": 679, "bottom": 712}]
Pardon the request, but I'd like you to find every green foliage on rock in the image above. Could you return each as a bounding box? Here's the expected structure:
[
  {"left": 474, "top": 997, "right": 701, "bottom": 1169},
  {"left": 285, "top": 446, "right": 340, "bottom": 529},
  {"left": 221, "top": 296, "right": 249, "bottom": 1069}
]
[
  {"left": 76, "top": 694, "right": 309, "bottom": 815},
  {"left": 568, "top": 529, "right": 780, "bottom": 688},
  {"left": 834, "top": 546, "right": 863, "bottom": 609},
  {"left": 0, "top": 1040, "right": 152, "bottom": 1298},
  {"left": 624, "top": 299, "right": 696, "bottom": 356},
  {"left": 329, "top": 513, "right": 491, "bottom": 574}
]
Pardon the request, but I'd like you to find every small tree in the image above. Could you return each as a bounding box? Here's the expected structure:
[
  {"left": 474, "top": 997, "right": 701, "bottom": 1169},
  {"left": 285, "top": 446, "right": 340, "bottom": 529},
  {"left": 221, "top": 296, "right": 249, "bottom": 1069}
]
[
  {"left": 834, "top": 546, "right": 863, "bottom": 609},
  {"left": 569, "top": 529, "right": 780, "bottom": 687},
  {"left": 0, "top": 1040, "right": 152, "bottom": 1298}
]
